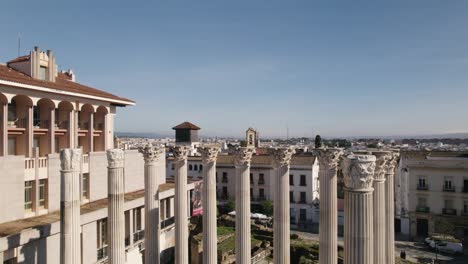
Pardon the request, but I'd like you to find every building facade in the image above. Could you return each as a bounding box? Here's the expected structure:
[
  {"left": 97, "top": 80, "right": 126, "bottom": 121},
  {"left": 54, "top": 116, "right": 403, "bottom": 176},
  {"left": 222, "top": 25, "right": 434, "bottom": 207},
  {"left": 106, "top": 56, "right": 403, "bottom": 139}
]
[
  {"left": 167, "top": 153, "right": 320, "bottom": 230},
  {"left": 397, "top": 151, "right": 468, "bottom": 243},
  {"left": 0, "top": 47, "right": 198, "bottom": 264}
]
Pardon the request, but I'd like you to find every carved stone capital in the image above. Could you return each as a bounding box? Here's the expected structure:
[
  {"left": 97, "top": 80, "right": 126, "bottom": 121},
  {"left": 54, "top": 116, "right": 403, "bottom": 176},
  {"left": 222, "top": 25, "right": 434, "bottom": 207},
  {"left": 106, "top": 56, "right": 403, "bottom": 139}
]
[
  {"left": 139, "top": 144, "right": 165, "bottom": 164},
  {"left": 60, "top": 148, "right": 82, "bottom": 171},
  {"left": 198, "top": 146, "right": 221, "bottom": 164},
  {"left": 234, "top": 147, "right": 254, "bottom": 167},
  {"left": 107, "top": 149, "right": 124, "bottom": 168},
  {"left": 269, "top": 147, "right": 295, "bottom": 168},
  {"left": 313, "top": 148, "right": 343, "bottom": 171},
  {"left": 173, "top": 146, "right": 190, "bottom": 162},
  {"left": 372, "top": 151, "right": 392, "bottom": 181},
  {"left": 385, "top": 152, "right": 400, "bottom": 175},
  {"left": 342, "top": 154, "right": 376, "bottom": 190}
]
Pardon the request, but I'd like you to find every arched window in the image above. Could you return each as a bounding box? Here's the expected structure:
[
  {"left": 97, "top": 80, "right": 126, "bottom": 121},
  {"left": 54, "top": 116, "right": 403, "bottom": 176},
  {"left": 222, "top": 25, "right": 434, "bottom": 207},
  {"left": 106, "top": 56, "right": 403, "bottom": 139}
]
[
  {"left": 194, "top": 165, "right": 198, "bottom": 171},
  {"left": 200, "top": 165, "right": 203, "bottom": 171},
  {"left": 189, "top": 164, "right": 193, "bottom": 171}
]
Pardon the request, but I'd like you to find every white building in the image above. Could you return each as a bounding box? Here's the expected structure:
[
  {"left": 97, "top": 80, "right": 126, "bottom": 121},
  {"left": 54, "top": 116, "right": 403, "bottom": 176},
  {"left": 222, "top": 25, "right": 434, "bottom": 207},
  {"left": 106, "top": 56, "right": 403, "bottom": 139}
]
[
  {"left": 397, "top": 150, "right": 468, "bottom": 243},
  {"left": 0, "top": 47, "right": 199, "bottom": 264},
  {"left": 167, "top": 153, "right": 320, "bottom": 230}
]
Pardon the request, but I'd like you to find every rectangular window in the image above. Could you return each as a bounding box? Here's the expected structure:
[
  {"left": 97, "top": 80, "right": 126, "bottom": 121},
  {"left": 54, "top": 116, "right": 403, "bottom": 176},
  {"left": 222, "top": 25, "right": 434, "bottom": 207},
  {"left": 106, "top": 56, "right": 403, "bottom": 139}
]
[
  {"left": 250, "top": 188, "right": 253, "bottom": 198},
  {"left": 39, "top": 66, "right": 47, "bottom": 80},
  {"left": 300, "top": 192, "right": 306, "bottom": 203},
  {"left": 222, "top": 187, "right": 228, "bottom": 199},
  {"left": 299, "top": 209, "right": 307, "bottom": 221},
  {"left": 166, "top": 198, "right": 171, "bottom": 219},
  {"left": 222, "top": 172, "right": 228, "bottom": 183},
  {"left": 464, "top": 179, "right": 468, "bottom": 193},
  {"left": 290, "top": 191, "right": 294, "bottom": 203},
  {"left": 171, "top": 163, "right": 175, "bottom": 170},
  {"left": 38, "top": 179, "right": 48, "bottom": 209},
  {"left": 8, "top": 137, "right": 16, "bottom": 155},
  {"left": 258, "top": 173, "right": 265, "bottom": 185},
  {"left": 418, "top": 177, "right": 427, "bottom": 190},
  {"left": 97, "top": 219, "right": 108, "bottom": 260},
  {"left": 133, "top": 207, "right": 144, "bottom": 242},
  {"left": 300, "top": 175, "right": 306, "bottom": 186},
  {"left": 82, "top": 173, "right": 90, "bottom": 200},
  {"left": 464, "top": 201, "right": 468, "bottom": 215},
  {"left": 444, "top": 176, "right": 454, "bottom": 191},
  {"left": 250, "top": 173, "right": 254, "bottom": 184},
  {"left": 289, "top": 174, "right": 294, "bottom": 186},
  {"left": 259, "top": 188, "right": 265, "bottom": 199},
  {"left": 24, "top": 181, "right": 34, "bottom": 212}
]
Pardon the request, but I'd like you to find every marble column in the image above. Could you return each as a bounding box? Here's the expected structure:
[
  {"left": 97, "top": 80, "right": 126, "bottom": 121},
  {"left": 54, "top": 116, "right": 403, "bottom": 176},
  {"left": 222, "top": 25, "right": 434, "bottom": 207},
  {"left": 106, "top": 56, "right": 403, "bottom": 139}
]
[
  {"left": 107, "top": 149, "right": 125, "bottom": 264},
  {"left": 270, "top": 147, "right": 295, "bottom": 264},
  {"left": 385, "top": 152, "right": 399, "bottom": 264},
  {"left": 198, "top": 146, "right": 221, "bottom": 264},
  {"left": 343, "top": 154, "right": 376, "bottom": 264},
  {"left": 372, "top": 151, "right": 391, "bottom": 264},
  {"left": 234, "top": 147, "right": 254, "bottom": 264},
  {"left": 60, "top": 148, "right": 82, "bottom": 264},
  {"left": 174, "top": 146, "right": 190, "bottom": 264},
  {"left": 314, "top": 148, "right": 343, "bottom": 264},
  {"left": 139, "top": 144, "right": 165, "bottom": 264}
]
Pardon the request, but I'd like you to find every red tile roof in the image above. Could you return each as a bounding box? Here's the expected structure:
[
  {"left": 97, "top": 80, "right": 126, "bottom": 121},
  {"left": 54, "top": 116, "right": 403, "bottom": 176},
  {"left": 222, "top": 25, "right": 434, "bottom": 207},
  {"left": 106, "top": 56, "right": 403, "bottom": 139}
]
[
  {"left": 172, "top": 121, "right": 201, "bottom": 130},
  {"left": 0, "top": 64, "right": 134, "bottom": 106}
]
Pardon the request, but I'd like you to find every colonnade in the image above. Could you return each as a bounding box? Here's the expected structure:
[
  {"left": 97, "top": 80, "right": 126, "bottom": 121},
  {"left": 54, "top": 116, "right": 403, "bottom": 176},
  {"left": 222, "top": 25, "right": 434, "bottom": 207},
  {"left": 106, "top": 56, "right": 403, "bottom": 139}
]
[{"left": 58, "top": 145, "right": 399, "bottom": 264}]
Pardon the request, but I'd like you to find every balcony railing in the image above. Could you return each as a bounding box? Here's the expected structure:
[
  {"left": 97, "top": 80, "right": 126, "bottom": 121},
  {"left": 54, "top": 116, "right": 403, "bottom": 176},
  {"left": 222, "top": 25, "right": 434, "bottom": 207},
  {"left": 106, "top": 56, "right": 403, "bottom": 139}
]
[
  {"left": 55, "top": 120, "right": 69, "bottom": 129},
  {"left": 416, "top": 206, "right": 430, "bottom": 213},
  {"left": 443, "top": 185, "right": 456, "bottom": 192},
  {"left": 7, "top": 118, "right": 27, "bottom": 128},
  {"left": 161, "top": 217, "right": 175, "bottom": 229},
  {"left": 133, "top": 230, "right": 144, "bottom": 242},
  {"left": 442, "top": 208, "right": 457, "bottom": 215},
  {"left": 417, "top": 185, "right": 428, "bottom": 190},
  {"left": 97, "top": 246, "right": 108, "bottom": 260}
]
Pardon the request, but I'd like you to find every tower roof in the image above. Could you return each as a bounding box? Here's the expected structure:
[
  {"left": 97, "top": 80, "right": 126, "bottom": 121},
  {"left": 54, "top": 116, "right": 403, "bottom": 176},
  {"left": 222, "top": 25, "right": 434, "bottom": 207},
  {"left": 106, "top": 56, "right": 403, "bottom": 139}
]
[{"left": 172, "top": 121, "right": 201, "bottom": 130}]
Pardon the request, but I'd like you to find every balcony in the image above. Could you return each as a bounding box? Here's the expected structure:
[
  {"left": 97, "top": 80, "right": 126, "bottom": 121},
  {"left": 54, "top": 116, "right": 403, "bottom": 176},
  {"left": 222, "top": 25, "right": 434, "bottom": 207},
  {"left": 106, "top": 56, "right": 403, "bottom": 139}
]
[
  {"left": 416, "top": 206, "right": 430, "bottom": 213},
  {"left": 442, "top": 208, "right": 457, "bottom": 216},
  {"left": 133, "top": 230, "right": 144, "bottom": 242},
  {"left": 443, "top": 185, "right": 456, "bottom": 192},
  {"left": 417, "top": 185, "right": 428, "bottom": 191},
  {"left": 97, "top": 246, "right": 108, "bottom": 260},
  {"left": 161, "top": 217, "right": 175, "bottom": 229}
]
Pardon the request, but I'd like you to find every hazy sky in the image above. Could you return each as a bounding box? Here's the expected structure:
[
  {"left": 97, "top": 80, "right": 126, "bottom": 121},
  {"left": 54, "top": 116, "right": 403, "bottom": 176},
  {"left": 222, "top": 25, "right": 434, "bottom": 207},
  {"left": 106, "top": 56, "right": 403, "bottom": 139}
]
[{"left": 1, "top": 1, "right": 467, "bottom": 138}]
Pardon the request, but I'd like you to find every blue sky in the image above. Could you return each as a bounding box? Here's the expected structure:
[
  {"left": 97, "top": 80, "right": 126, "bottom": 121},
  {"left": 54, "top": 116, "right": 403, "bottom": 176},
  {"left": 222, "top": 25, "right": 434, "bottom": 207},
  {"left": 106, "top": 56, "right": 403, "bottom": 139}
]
[{"left": 1, "top": 0, "right": 467, "bottom": 138}]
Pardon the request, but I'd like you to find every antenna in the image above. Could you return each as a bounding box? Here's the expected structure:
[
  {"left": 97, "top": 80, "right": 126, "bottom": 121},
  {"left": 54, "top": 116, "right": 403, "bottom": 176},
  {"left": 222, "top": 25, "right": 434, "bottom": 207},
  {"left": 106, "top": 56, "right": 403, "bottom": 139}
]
[{"left": 17, "top": 33, "right": 21, "bottom": 57}]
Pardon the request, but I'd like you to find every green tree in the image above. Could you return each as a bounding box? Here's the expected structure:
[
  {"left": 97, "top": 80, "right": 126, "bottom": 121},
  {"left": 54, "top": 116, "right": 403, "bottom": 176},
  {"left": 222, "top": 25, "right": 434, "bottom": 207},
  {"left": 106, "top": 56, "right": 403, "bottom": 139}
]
[
  {"left": 226, "top": 198, "right": 235, "bottom": 212},
  {"left": 315, "top": 135, "right": 322, "bottom": 149},
  {"left": 261, "top": 200, "right": 273, "bottom": 217}
]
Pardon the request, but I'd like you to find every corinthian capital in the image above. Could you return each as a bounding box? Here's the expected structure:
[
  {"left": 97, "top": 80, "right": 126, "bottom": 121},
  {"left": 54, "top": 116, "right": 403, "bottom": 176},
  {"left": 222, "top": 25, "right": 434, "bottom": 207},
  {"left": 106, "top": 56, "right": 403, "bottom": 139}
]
[
  {"left": 60, "top": 148, "right": 82, "bottom": 171},
  {"left": 173, "top": 146, "right": 190, "bottom": 162},
  {"left": 107, "top": 149, "right": 125, "bottom": 168},
  {"left": 269, "top": 147, "right": 295, "bottom": 168},
  {"left": 385, "top": 152, "right": 400, "bottom": 175},
  {"left": 139, "top": 144, "right": 165, "bottom": 163},
  {"left": 198, "top": 145, "right": 221, "bottom": 164},
  {"left": 313, "top": 148, "right": 343, "bottom": 171},
  {"left": 372, "top": 151, "right": 392, "bottom": 181},
  {"left": 342, "top": 154, "right": 376, "bottom": 190},
  {"left": 234, "top": 147, "right": 254, "bottom": 167}
]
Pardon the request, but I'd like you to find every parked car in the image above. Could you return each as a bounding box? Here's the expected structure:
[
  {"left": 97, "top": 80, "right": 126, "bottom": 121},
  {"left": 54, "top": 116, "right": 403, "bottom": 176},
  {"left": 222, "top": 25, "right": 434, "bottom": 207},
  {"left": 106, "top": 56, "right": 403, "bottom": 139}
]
[{"left": 425, "top": 235, "right": 463, "bottom": 255}]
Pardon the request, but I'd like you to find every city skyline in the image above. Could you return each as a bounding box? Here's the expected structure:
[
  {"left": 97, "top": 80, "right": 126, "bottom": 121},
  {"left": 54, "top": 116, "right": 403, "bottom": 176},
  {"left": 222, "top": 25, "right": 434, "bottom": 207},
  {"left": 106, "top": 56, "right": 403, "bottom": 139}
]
[{"left": 1, "top": 0, "right": 467, "bottom": 138}]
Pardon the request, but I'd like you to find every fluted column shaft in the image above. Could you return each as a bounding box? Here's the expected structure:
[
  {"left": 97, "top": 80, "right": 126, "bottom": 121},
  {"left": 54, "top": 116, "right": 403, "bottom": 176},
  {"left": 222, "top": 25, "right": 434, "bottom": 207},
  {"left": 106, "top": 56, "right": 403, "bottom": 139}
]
[
  {"left": 371, "top": 151, "right": 391, "bottom": 264},
  {"left": 60, "top": 149, "right": 82, "bottom": 264},
  {"left": 314, "top": 149, "right": 342, "bottom": 264},
  {"left": 343, "top": 154, "right": 376, "bottom": 264},
  {"left": 235, "top": 148, "right": 254, "bottom": 264},
  {"left": 140, "top": 145, "right": 165, "bottom": 264},
  {"left": 199, "top": 146, "right": 220, "bottom": 264},
  {"left": 270, "top": 148, "right": 295, "bottom": 264},
  {"left": 385, "top": 153, "right": 399, "bottom": 264},
  {"left": 107, "top": 149, "right": 125, "bottom": 264},
  {"left": 174, "top": 146, "right": 190, "bottom": 264}
]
